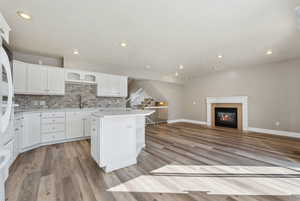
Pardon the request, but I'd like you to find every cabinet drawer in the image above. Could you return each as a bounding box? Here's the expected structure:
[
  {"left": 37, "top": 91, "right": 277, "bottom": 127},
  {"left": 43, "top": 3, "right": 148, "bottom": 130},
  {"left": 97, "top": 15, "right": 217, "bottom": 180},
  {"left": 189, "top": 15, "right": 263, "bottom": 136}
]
[
  {"left": 42, "top": 124, "right": 65, "bottom": 133},
  {"left": 42, "top": 118, "right": 65, "bottom": 124},
  {"left": 42, "top": 132, "right": 65, "bottom": 143},
  {"left": 42, "top": 112, "right": 65, "bottom": 119}
]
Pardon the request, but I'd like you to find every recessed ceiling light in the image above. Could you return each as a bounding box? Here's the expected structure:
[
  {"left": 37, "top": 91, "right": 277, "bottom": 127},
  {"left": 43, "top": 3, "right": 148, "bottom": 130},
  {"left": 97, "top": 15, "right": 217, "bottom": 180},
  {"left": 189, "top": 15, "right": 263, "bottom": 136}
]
[
  {"left": 146, "top": 65, "right": 151, "bottom": 69},
  {"left": 179, "top": 65, "right": 184, "bottom": 70},
  {"left": 120, "top": 42, "right": 127, "bottom": 47},
  {"left": 217, "top": 54, "right": 223, "bottom": 59},
  {"left": 266, "top": 49, "right": 273, "bottom": 55},
  {"left": 17, "top": 11, "right": 32, "bottom": 20},
  {"left": 73, "top": 49, "right": 79, "bottom": 55},
  {"left": 175, "top": 72, "right": 179, "bottom": 76}
]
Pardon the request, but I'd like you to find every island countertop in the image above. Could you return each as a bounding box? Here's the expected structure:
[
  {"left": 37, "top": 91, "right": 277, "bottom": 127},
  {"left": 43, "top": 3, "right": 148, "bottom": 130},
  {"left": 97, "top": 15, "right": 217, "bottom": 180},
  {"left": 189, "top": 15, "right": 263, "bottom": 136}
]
[{"left": 91, "top": 109, "right": 155, "bottom": 118}]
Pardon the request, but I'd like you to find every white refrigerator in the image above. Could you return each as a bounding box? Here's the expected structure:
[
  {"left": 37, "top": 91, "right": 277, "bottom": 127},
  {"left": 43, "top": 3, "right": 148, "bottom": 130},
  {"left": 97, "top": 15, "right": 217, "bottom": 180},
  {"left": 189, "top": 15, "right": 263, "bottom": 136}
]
[
  {"left": 0, "top": 43, "right": 13, "bottom": 143},
  {"left": 0, "top": 14, "right": 13, "bottom": 201}
]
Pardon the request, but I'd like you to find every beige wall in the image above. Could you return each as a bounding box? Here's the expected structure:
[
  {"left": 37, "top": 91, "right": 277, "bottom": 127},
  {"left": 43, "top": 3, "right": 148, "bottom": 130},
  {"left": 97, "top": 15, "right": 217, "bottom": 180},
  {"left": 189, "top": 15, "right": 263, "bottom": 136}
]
[
  {"left": 129, "top": 79, "right": 184, "bottom": 120},
  {"left": 183, "top": 59, "right": 300, "bottom": 132}
]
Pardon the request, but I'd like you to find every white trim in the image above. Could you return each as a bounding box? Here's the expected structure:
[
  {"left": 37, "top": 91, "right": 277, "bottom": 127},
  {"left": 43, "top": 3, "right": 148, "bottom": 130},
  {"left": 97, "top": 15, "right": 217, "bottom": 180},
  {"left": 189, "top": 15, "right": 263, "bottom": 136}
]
[
  {"left": 206, "top": 96, "right": 248, "bottom": 131},
  {"left": 167, "top": 119, "right": 185, "bottom": 124},
  {"left": 168, "top": 119, "right": 207, "bottom": 125},
  {"left": 248, "top": 127, "right": 300, "bottom": 139}
]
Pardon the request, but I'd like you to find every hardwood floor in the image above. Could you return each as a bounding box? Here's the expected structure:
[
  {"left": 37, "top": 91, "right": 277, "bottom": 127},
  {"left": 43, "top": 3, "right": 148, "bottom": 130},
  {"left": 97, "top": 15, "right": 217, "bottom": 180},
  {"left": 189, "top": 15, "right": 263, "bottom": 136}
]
[{"left": 6, "top": 123, "right": 300, "bottom": 201}]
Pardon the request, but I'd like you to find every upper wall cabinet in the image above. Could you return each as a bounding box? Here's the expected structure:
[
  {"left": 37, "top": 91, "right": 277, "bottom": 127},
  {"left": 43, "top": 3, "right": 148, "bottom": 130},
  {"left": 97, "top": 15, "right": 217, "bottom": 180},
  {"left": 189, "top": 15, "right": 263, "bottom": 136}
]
[
  {"left": 65, "top": 69, "right": 96, "bottom": 84},
  {"left": 47, "top": 67, "right": 65, "bottom": 95},
  {"left": 13, "top": 60, "right": 27, "bottom": 94},
  {"left": 13, "top": 60, "right": 65, "bottom": 95},
  {"left": 27, "top": 64, "right": 48, "bottom": 94},
  {"left": 96, "top": 73, "right": 128, "bottom": 97},
  {"left": 13, "top": 60, "right": 127, "bottom": 97}
]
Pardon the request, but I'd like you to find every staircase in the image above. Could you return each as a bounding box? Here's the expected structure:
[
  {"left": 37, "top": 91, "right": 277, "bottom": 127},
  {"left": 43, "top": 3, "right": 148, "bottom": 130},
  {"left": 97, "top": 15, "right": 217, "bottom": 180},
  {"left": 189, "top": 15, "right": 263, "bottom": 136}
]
[{"left": 127, "top": 89, "right": 158, "bottom": 125}]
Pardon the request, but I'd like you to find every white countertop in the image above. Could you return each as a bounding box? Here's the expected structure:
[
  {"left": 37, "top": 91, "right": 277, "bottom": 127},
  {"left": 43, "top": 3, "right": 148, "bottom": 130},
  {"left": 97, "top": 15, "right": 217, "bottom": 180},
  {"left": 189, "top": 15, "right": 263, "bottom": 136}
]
[
  {"left": 14, "top": 108, "right": 155, "bottom": 118},
  {"left": 92, "top": 109, "right": 155, "bottom": 118},
  {"left": 15, "top": 107, "right": 128, "bottom": 114}
]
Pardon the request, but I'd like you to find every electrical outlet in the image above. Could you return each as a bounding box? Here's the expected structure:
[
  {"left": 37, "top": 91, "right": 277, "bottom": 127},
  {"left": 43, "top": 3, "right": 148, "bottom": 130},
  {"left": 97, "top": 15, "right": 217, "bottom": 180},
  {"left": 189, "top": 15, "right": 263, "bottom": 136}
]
[
  {"left": 193, "top": 101, "right": 196, "bottom": 105},
  {"left": 275, "top": 121, "right": 280, "bottom": 127},
  {"left": 40, "top": 101, "right": 46, "bottom": 106}
]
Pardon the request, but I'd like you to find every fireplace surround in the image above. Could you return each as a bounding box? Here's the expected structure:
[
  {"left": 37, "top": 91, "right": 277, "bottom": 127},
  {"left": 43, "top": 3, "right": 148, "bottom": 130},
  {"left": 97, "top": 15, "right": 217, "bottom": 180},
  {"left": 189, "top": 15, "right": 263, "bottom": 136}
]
[{"left": 206, "top": 96, "right": 248, "bottom": 131}]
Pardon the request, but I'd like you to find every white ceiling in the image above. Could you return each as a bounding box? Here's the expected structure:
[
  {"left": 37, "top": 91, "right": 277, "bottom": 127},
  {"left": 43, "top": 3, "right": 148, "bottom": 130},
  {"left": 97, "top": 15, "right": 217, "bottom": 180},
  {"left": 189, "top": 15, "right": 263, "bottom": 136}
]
[{"left": 1, "top": 0, "right": 300, "bottom": 79}]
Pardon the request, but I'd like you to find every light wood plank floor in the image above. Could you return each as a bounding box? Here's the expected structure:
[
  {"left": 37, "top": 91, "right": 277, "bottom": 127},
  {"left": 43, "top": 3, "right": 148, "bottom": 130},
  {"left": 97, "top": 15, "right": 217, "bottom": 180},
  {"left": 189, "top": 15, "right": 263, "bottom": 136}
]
[{"left": 6, "top": 123, "right": 300, "bottom": 201}]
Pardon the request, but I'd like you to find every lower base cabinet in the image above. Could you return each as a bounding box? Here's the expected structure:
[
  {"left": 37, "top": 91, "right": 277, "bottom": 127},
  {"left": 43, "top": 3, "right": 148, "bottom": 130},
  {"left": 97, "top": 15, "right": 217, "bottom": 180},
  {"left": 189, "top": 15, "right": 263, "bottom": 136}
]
[
  {"left": 15, "top": 111, "right": 92, "bottom": 154},
  {"left": 3, "top": 139, "right": 14, "bottom": 168},
  {"left": 22, "top": 113, "right": 41, "bottom": 149},
  {"left": 41, "top": 132, "right": 66, "bottom": 143},
  {"left": 66, "top": 111, "right": 92, "bottom": 139}
]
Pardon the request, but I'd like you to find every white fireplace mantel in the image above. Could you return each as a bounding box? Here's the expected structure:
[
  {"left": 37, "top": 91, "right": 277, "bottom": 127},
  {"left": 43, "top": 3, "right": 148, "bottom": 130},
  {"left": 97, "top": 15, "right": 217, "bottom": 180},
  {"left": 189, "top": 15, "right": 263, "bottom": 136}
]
[{"left": 206, "top": 96, "right": 248, "bottom": 131}]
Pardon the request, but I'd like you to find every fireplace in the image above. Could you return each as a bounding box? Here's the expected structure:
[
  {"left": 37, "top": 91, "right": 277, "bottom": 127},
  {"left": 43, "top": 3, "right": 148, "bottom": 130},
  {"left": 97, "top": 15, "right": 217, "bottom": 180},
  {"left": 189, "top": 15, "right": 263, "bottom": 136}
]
[
  {"left": 210, "top": 103, "right": 243, "bottom": 130},
  {"left": 215, "top": 107, "right": 238, "bottom": 128},
  {"left": 207, "top": 97, "right": 248, "bottom": 131}
]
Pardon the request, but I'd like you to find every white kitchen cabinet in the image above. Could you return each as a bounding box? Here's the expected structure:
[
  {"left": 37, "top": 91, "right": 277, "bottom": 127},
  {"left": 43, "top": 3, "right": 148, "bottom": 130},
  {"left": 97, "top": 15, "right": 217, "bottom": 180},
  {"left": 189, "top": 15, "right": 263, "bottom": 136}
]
[
  {"left": 119, "top": 76, "right": 128, "bottom": 97},
  {"left": 66, "top": 111, "right": 91, "bottom": 138},
  {"left": 41, "top": 112, "right": 66, "bottom": 143},
  {"left": 13, "top": 60, "right": 27, "bottom": 94},
  {"left": 13, "top": 114, "right": 24, "bottom": 160},
  {"left": 66, "top": 112, "right": 85, "bottom": 139},
  {"left": 96, "top": 73, "right": 112, "bottom": 96},
  {"left": 13, "top": 61, "right": 65, "bottom": 95},
  {"left": 92, "top": 116, "right": 137, "bottom": 172},
  {"left": 22, "top": 113, "right": 41, "bottom": 149},
  {"left": 82, "top": 112, "right": 92, "bottom": 137},
  {"left": 96, "top": 73, "right": 128, "bottom": 97},
  {"left": 65, "top": 69, "right": 96, "bottom": 84},
  {"left": 3, "top": 139, "right": 14, "bottom": 167},
  {"left": 136, "top": 116, "right": 146, "bottom": 154},
  {"left": 27, "top": 64, "right": 48, "bottom": 95},
  {"left": 90, "top": 117, "right": 99, "bottom": 163},
  {"left": 47, "top": 67, "right": 65, "bottom": 95}
]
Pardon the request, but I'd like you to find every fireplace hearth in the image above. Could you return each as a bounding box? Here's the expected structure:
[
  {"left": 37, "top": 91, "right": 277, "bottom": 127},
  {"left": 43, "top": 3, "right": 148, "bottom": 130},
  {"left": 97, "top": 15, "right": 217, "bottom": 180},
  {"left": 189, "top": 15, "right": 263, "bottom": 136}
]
[{"left": 215, "top": 107, "right": 238, "bottom": 129}]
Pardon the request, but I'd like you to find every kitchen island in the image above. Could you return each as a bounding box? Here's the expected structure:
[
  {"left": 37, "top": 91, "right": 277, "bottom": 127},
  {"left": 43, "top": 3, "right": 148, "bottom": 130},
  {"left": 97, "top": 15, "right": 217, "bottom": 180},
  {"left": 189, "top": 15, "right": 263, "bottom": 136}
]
[{"left": 90, "top": 109, "right": 154, "bottom": 172}]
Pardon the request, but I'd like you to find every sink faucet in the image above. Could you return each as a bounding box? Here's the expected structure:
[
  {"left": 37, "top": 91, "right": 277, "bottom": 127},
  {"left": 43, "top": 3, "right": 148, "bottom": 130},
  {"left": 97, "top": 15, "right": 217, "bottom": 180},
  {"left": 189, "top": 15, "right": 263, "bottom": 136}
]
[{"left": 79, "top": 95, "right": 85, "bottom": 109}]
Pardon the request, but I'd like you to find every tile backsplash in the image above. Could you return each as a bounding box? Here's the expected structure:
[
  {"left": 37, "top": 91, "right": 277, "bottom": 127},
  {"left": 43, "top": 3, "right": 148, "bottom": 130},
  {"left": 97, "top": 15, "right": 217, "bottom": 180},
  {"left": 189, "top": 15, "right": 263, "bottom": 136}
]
[{"left": 15, "top": 83, "right": 126, "bottom": 110}]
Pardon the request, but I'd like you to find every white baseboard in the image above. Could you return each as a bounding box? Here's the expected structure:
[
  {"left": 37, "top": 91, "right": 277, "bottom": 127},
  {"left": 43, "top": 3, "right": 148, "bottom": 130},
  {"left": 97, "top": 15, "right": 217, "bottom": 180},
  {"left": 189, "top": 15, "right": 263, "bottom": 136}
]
[
  {"left": 168, "top": 119, "right": 207, "bottom": 125},
  {"left": 248, "top": 127, "right": 300, "bottom": 139},
  {"left": 167, "top": 119, "right": 185, "bottom": 124},
  {"left": 168, "top": 119, "right": 300, "bottom": 139}
]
